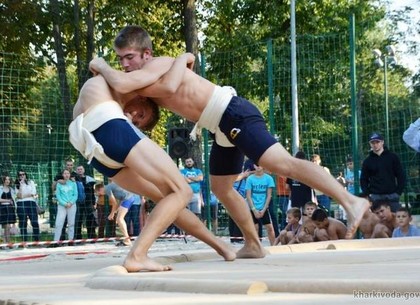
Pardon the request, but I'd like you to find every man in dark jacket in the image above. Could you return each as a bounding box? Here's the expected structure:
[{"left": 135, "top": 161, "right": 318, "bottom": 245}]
[{"left": 360, "top": 132, "right": 406, "bottom": 212}]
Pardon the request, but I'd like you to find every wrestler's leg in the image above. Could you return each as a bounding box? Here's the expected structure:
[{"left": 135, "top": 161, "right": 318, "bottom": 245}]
[
  {"left": 112, "top": 137, "right": 191, "bottom": 272},
  {"left": 211, "top": 174, "right": 266, "bottom": 259},
  {"left": 115, "top": 169, "right": 235, "bottom": 262},
  {"left": 258, "top": 143, "right": 369, "bottom": 239}
]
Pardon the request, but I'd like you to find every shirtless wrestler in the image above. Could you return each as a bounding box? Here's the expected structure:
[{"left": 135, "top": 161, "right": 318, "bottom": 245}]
[{"left": 70, "top": 53, "right": 235, "bottom": 272}]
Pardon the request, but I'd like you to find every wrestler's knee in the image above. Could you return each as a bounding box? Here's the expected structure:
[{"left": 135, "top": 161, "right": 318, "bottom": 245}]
[{"left": 179, "top": 184, "right": 193, "bottom": 205}]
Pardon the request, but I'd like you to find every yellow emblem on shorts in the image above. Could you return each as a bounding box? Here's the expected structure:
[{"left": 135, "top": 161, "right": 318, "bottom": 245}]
[{"left": 230, "top": 128, "right": 241, "bottom": 139}]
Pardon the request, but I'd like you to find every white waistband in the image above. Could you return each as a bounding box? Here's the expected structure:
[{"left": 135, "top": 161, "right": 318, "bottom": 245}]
[
  {"left": 83, "top": 101, "right": 127, "bottom": 132},
  {"left": 69, "top": 101, "right": 127, "bottom": 169},
  {"left": 190, "top": 86, "right": 236, "bottom": 142}
]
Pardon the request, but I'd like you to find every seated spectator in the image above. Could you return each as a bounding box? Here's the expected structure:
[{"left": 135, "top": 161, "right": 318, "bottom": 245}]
[
  {"left": 274, "top": 207, "right": 301, "bottom": 245},
  {"left": 392, "top": 207, "right": 420, "bottom": 237},
  {"left": 295, "top": 201, "right": 318, "bottom": 243},
  {"left": 370, "top": 201, "right": 397, "bottom": 238},
  {"left": 358, "top": 205, "right": 380, "bottom": 239},
  {"left": 312, "top": 209, "right": 347, "bottom": 240}
]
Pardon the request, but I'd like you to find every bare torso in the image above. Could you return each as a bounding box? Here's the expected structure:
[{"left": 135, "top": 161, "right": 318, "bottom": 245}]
[
  {"left": 137, "top": 68, "right": 216, "bottom": 123},
  {"left": 327, "top": 218, "right": 347, "bottom": 239}
]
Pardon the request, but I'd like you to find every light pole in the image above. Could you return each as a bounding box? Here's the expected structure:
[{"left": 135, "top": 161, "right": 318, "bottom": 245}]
[{"left": 372, "top": 45, "right": 397, "bottom": 145}]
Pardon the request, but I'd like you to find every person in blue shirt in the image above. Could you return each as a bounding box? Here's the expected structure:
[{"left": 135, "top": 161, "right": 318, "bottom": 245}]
[
  {"left": 245, "top": 164, "right": 275, "bottom": 245},
  {"left": 392, "top": 207, "right": 420, "bottom": 238},
  {"left": 54, "top": 169, "right": 78, "bottom": 243},
  {"left": 180, "top": 157, "right": 204, "bottom": 218}
]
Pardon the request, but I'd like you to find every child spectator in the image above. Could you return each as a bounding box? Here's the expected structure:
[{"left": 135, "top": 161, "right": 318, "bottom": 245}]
[
  {"left": 312, "top": 208, "right": 347, "bottom": 240},
  {"left": 295, "top": 201, "right": 318, "bottom": 243},
  {"left": 392, "top": 207, "right": 420, "bottom": 237},
  {"left": 94, "top": 183, "right": 107, "bottom": 238},
  {"left": 358, "top": 203, "right": 380, "bottom": 239},
  {"left": 370, "top": 201, "right": 397, "bottom": 238},
  {"left": 245, "top": 164, "right": 276, "bottom": 245},
  {"left": 274, "top": 207, "right": 301, "bottom": 245}
]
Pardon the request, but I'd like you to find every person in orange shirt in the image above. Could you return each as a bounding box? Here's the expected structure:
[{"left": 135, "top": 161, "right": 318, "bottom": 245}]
[{"left": 276, "top": 175, "right": 290, "bottom": 230}]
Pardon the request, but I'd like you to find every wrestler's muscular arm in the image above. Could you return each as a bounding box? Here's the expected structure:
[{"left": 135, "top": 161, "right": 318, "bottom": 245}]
[
  {"left": 90, "top": 53, "right": 195, "bottom": 97},
  {"left": 89, "top": 53, "right": 194, "bottom": 96},
  {"left": 89, "top": 56, "right": 173, "bottom": 94},
  {"left": 142, "top": 53, "right": 195, "bottom": 95}
]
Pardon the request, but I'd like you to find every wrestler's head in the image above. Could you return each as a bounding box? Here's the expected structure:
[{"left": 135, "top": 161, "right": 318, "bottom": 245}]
[
  {"left": 114, "top": 26, "right": 153, "bottom": 71},
  {"left": 123, "top": 96, "right": 160, "bottom": 131}
]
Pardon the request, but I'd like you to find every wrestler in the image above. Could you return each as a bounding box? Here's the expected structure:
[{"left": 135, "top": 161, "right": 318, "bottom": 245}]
[
  {"left": 70, "top": 53, "right": 236, "bottom": 272},
  {"left": 90, "top": 26, "right": 370, "bottom": 248}
]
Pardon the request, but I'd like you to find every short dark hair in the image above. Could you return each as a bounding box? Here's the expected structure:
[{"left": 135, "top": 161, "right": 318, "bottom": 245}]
[
  {"left": 295, "top": 151, "right": 306, "bottom": 159},
  {"left": 396, "top": 207, "right": 411, "bottom": 217},
  {"left": 141, "top": 98, "right": 160, "bottom": 131},
  {"left": 371, "top": 201, "right": 390, "bottom": 212},
  {"left": 114, "top": 25, "right": 153, "bottom": 55},
  {"left": 311, "top": 209, "right": 328, "bottom": 222}
]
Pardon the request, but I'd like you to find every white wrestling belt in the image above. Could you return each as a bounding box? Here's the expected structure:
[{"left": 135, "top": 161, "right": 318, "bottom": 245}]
[{"left": 69, "top": 101, "right": 127, "bottom": 169}]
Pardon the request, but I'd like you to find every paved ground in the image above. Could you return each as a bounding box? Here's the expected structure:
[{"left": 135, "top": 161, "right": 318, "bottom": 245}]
[{"left": 0, "top": 237, "right": 419, "bottom": 305}]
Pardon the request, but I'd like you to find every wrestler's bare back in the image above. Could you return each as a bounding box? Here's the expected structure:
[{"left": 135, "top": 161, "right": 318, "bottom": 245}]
[{"left": 73, "top": 75, "right": 122, "bottom": 119}]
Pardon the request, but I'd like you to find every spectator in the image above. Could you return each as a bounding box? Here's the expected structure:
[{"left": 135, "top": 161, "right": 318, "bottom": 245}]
[
  {"left": 392, "top": 207, "right": 420, "bottom": 237},
  {"left": 125, "top": 194, "right": 144, "bottom": 237},
  {"left": 287, "top": 151, "right": 314, "bottom": 211},
  {"left": 246, "top": 164, "right": 276, "bottom": 245},
  {"left": 344, "top": 157, "right": 361, "bottom": 195},
  {"left": 312, "top": 209, "right": 347, "bottom": 240},
  {"left": 52, "top": 158, "right": 77, "bottom": 240},
  {"left": 274, "top": 207, "right": 301, "bottom": 245},
  {"left": 295, "top": 201, "right": 318, "bottom": 243},
  {"left": 201, "top": 179, "right": 219, "bottom": 234},
  {"left": 180, "top": 157, "right": 204, "bottom": 219},
  {"left": 360, "top": 132, "right": 405, "bottom": 213},
  {"left": 370, "top": 201, "right": 397, "bottom": 238},
  {"left": 93, "top": 182, "right": 117, "bottom": 239},
  {"left": 402, "top": 118, "right": 420, "bottom": 152},
  {"left": 229, "top": 159, "right": 253, "bottom": 243},
  {"left": 358, "top": 202, "right": 380, "bottom": 239},
  {"left": 75, "top": 165, "right": 97, "bottom": 239},
  {"left": 53, "top": 169, "right": 77, "bottom": 244},
  {"left": 15, "top": 169, "right": 40, "bottom": 242},
  {"left": 106, "top": 180, "right": 137, "bottom": 246},
  {"left": 0, "top": 175, "right": 17, "bottom": 243},
  {"left": 276, "top": 175, "right": 289, "bottom": 230},
  {"left": 311, "top": 154, "right": 332, "bottom": 212},
  {"left": 94, "top": 183, "right": 108, "bottom": 239}
]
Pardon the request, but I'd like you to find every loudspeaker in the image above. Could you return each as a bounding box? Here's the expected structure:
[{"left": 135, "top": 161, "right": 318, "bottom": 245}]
[{"left": 168, "top": 128, "right": 190, "bottom": 159}]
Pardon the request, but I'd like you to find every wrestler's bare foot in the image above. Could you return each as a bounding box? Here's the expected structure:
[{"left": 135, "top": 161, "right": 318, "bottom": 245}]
[
  {"left": 236, "top": 241, "right": 267, "bottom": 259},
  {"left": 123, "top": 256, "right": 173, "bottom": 272},
  {"left": 345, "top": 197, "right": 370, "bottom": 239},
  {"left": 215, "top": 240, "right": 237, "bottom": 261}
]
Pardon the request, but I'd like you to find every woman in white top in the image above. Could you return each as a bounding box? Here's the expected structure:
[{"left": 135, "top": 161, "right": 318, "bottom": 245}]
[
  {"left": 15, "top": 170, "right": 40, "bottom": 242},
  {"left": 0, "top": 175, "right": 17, "bottom": 243}
]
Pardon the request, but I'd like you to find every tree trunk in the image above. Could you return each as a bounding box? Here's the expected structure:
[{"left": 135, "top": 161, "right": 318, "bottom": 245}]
[
  {"left": 182, "top": 0, "right": 202, "bottom": 168},
  {"left": 50, "top": 0, "right": 72, "bottom": 123}
]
